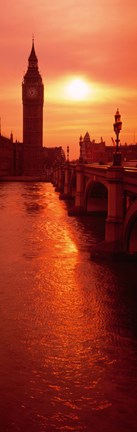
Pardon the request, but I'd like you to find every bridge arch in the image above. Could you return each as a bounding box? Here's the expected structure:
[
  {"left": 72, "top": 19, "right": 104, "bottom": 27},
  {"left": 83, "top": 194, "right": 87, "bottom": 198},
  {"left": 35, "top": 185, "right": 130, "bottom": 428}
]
[
  {"left": 123, "top": 199, "right": 137, "bottom": 253},
  {"left": 84, "top": 179, "right": 108, "bottom": 214}
]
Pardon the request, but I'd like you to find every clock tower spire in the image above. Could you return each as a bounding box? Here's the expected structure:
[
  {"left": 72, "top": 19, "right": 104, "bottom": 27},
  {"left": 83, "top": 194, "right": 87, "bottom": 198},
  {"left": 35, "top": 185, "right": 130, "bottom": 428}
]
[{"left": 22, "top": 40, "right": 44, "bottom": 176}]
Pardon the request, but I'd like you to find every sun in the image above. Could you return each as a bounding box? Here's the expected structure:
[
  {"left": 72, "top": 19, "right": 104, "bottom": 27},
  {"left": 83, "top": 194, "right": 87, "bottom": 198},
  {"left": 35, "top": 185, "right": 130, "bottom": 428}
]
[{"left": 65, "top": 77, "right": 91, "bottom": 101}]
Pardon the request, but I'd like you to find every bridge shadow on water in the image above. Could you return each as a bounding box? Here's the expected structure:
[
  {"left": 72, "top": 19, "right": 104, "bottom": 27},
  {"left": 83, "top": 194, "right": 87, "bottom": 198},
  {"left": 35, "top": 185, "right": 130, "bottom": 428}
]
[
  {"left": 63, "top": 197, "right": 137, "bottom": 341},
  {"left": 64, "top": 197, "right": 106, "bottom": 250}
]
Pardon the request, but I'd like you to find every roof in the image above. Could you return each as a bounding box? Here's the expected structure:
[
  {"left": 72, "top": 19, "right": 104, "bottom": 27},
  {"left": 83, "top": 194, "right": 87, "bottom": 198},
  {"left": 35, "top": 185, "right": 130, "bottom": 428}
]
[{"left": 28, "top": 40, "right": 38, "bottom": 63}]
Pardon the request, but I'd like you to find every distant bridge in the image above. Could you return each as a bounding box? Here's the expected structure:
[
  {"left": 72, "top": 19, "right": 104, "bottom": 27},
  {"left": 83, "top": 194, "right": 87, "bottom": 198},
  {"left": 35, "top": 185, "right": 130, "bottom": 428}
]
[{"left": 52, "top": 161, "right": 137, "bottom": 257}]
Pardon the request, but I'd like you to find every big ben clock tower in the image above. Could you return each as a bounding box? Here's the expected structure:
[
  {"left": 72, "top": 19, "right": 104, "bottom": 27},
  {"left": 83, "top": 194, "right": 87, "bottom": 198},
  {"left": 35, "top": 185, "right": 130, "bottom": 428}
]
[{"left": 22, "top": 40, "right": 44, "bottom": 176}]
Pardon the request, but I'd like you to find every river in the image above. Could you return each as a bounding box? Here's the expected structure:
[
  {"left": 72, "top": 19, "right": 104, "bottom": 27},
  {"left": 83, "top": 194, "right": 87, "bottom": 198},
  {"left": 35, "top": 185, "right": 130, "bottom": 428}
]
[{"left": 0, "top": 182, "right": 137, "bottom": 432}]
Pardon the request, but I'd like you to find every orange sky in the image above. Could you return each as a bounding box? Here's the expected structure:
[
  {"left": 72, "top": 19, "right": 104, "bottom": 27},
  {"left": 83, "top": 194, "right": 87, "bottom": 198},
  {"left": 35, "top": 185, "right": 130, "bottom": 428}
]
[{"left": 0, "top": 0, "right": 137, "bottom": 159}]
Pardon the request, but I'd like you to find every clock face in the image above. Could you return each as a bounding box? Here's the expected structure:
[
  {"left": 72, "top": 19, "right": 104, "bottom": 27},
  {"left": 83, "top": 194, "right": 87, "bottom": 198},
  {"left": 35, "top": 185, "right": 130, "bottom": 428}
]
[{"left": 27, "top": 87, "right": 38, "bottom": 98}]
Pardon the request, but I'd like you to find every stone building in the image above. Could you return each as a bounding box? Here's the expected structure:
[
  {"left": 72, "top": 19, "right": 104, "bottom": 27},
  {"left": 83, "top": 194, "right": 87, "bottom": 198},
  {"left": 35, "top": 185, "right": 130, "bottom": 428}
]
[
  {"left": 0, "top": 42, "right": 65, "bottom": 179},
  {"left": 0, "top": 41, "right": 44, "bottom": 178},
  {"left": 22, "top": 40, "right": 44, "bottom": 176},
  {"left": 0, "top": 134, "right": 23, "bottom": 176},
  {"left": 79, "top": 132, "right": 137, "bottom": 165},
  {"left": 43, "top": 146, "right": 66, "bottom": 181},
  {"left": 79, "top": 132, "right": 106, "bottom": 163}
]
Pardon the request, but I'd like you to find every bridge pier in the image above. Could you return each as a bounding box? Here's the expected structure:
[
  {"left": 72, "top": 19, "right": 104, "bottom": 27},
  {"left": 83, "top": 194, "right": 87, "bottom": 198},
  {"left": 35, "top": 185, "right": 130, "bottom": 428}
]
[
  {"left": 55, "top": 166, "right": 64, "bottom": 192},
  {"left": 68, "top": 163, "right": 85, "bottom": 215},
  {"left": 59, "top": 162, "right": 71, "bottom": 200},
  {"left": 52, "top": 168, "right": 58, "bottom": 187},
  {"left": 105, "top": 166, "right": 124, "bottom": 246},
  {"left": 91, "top": 166, "right": 125, "bottom": 260}
]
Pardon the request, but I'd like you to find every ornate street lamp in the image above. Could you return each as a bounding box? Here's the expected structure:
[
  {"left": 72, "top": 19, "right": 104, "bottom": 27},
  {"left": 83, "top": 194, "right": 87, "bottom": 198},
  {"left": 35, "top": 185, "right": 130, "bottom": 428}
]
[
  {"left": 113, "top": 108, "right": 122, "bottom": 166},
  {"left": 67, "top": 145, "right": 69, "bottom": 162},
  {"left": 79, "top": 135, "right": 83, "bottom": 163}
]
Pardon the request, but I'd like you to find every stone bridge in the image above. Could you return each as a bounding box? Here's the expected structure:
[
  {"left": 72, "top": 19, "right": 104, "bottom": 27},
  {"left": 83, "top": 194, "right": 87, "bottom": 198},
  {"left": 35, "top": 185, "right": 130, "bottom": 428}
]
[{"left": 52, "top": 161, "right": 137, "bottom": 257}]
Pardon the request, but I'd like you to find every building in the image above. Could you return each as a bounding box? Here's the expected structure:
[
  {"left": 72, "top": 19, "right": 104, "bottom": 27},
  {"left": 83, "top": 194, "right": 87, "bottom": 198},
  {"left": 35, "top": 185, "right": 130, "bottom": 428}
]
[
  {"left": 80, "top": 132, "right": 106, "bottom": 163},
  {"left": 0, "top": 40, "right": 44, "bottom": 178},
  {"left": 43, "top": 147, "right": 66, "bottom": 169},
  {"left": 22, "top": 40, "right": 44, "bottom": 176},
  {"left": 0, "top": 41, "right": 65, "bottom": 179},
  {"left": 79, "top": 132, "right": 137, "bottom": 165},
  {"left": 43, "top": 146, "right": 66, "bottom": 181},
  {"left": 0, "top": 133, "right": 23, "bottom": 176},
  {"left": 0, "top": 133, "right": 14, "bottom": 176}
]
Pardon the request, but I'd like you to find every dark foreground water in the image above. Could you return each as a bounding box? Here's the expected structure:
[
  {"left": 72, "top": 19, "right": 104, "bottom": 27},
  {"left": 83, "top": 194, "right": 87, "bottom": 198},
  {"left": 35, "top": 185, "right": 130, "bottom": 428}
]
[{"left": 0, "top": 182, "right": 137, "bottom": 432}]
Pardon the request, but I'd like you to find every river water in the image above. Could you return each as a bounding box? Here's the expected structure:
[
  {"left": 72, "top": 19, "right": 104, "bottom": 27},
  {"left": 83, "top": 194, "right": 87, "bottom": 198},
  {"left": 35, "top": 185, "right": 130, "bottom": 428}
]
[{"left": 0, "top": 182, "right": 137, "bottom": 432}]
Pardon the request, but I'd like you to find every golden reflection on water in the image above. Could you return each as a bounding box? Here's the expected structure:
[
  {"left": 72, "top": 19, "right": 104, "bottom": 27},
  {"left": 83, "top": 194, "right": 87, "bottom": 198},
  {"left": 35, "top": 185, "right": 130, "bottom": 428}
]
[
  {"left": 45, "top": 220, "right": 78, "bottom": 254},
  {"left": 24, "top": 189, "right": 112, "bottom": 422},
  {"left": 0, "top": 183, "right": 136, "bottom": 432}
]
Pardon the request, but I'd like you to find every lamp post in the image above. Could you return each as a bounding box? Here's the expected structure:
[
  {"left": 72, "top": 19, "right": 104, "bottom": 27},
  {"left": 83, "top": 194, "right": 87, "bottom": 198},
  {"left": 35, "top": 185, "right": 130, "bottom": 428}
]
[
  {"left": 79, "top": 135, "right": 83, "bottom": 163},
  {"left": 113, "top": 109, "right": 122, "bottom": 166},
  {"left": 67, "top": 145, "right": 69, "bottom": 162}
]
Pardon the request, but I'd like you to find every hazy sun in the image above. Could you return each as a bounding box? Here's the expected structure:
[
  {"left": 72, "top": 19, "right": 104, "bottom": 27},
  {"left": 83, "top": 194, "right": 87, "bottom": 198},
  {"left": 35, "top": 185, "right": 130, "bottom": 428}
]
[{"left": 65, "top": 77, "right": 90, "bottom": 101}]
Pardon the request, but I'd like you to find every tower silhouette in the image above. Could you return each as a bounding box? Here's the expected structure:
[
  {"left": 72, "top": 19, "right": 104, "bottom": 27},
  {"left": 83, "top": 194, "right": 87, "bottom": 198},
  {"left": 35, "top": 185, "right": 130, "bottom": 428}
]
[{"left": 22, "top": 40, "right": 44, "bottom": 176}]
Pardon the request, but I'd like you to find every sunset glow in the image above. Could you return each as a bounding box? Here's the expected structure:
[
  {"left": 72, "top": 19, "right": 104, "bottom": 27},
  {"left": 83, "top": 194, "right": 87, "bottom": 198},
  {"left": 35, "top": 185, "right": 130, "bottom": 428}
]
[
  {"left": 0, "top": 0, "right": 137, "bottom": 158},
  {"left": 65, "top": 77, "right": 91, "bottom": 101}
]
